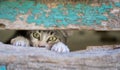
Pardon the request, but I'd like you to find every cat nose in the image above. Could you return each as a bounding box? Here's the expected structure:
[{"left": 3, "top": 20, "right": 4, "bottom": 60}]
[{"left": 38, "top": 42, "right": 46, "bottom": 47}]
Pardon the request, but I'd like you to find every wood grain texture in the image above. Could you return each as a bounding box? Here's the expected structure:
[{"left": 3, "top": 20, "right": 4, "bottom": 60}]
[{"left": 0, "top": 42, "right": 120, "bottom": 70}]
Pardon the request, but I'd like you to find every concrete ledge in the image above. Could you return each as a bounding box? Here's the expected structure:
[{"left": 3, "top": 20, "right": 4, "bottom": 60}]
[{"left": 0, "top": 42, "right": 120, "bottom": 70}]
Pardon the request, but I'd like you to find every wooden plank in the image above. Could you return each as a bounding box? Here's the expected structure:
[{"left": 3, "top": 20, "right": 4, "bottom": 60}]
[
  {"left": 0, "top": 0, "right": 120, "bottom": 30},
  {"left": 0, "top": 42, "right": 120, "bottom": 70}
]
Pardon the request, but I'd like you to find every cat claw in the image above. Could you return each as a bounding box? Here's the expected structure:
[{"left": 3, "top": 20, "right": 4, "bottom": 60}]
[
  {"left": 51, "top": 42, "right": 70, "bottom": 53},
  {"left": 11, "top": 36, "right": 29, "bottom": 47}
]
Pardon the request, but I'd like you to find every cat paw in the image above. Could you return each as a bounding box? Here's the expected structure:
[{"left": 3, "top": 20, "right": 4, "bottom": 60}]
[
  {"left": 0, "top": 42, "right": 3, "bottom": 44},
  {"left": 11, "top": 36, "right": 29, "bottom": 47},
  {"left": 51, "top": 42, "right": 70, "bottom": 53}
]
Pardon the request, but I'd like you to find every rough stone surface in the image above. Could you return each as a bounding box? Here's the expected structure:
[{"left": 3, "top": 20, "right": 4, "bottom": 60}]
[{"left": 0, "top": 42, "right": 120, "bottom": 70}]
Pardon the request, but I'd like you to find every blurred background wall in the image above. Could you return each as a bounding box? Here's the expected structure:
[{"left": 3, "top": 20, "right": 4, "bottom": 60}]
[{"left": 0, "top": 30, "right": 120, "bottom": 51}]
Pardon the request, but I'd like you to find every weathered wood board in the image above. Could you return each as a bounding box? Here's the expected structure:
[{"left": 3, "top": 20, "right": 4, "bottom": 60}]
[
  {"left": 0, "top": 0, "right": 120, "bottom": 30},
  {"left": 0, "top": 1, "right": 120, "bottom": 70},
  {"left": 0, "top": 42, "right": 120, "bottom": 70}
]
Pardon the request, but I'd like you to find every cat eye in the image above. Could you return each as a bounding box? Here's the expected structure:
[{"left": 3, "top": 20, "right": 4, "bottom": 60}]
[
  {"left": 33, "top": 32, "right": 40, "bottom": 39},
  {"left": 48, "top": 36, "right": 57, "bottom": 42}
]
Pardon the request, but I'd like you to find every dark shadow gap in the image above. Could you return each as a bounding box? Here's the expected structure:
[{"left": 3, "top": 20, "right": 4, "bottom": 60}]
[{"left": 0, "top": 30, "right": 120, "bottom": 51}]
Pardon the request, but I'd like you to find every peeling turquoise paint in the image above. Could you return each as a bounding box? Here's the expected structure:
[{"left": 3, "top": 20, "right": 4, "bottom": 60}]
[
  {"left": 0, "top": 1, "right": 119, "bottom": 27},
  {"left": 0, "top": 65, "right": 6, "bottom": 70},
  {"left": 115, "top": 2, "right": 120, "bottom": 7}
]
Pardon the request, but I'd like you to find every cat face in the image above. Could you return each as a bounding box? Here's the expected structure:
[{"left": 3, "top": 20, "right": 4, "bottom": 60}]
[{"left": 29, "top": 30, "right": 67, "bottom": 49}]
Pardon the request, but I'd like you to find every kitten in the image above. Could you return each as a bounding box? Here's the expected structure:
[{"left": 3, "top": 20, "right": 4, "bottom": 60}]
[{"left": 10, "top": 30, "right": 70, "bottom": 53}]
